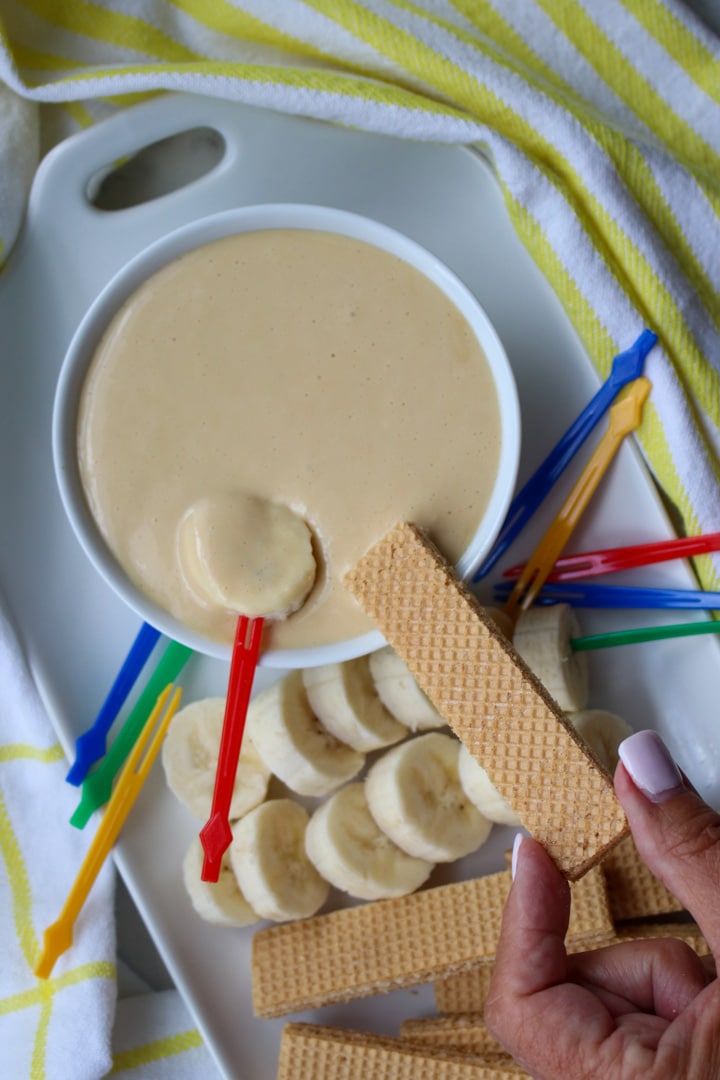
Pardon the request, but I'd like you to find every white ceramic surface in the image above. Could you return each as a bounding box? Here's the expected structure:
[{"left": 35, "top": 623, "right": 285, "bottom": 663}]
[
  {"left": 2, "top": 95, "right": 719, "bottom": 1080},
  {"left": 52, "top": 202, "right": 520, "bottom": 668}
]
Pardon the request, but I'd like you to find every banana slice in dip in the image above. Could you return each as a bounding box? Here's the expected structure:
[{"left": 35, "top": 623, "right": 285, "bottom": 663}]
[{"left": 178, "top": 492, "right": 317, "bottom": 619}]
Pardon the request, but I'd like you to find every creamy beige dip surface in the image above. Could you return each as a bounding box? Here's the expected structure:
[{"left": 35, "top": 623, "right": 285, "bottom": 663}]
[{"left": 78, "top": 229, "right": 502, "bottom": 651}]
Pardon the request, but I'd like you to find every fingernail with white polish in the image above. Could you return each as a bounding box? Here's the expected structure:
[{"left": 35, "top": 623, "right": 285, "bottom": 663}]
[
  {"left": 618, "top": 730, "right": 685, "bottom": 803},
  {"left": 511, "top": 832, "right": 524, "bottom": 880}
]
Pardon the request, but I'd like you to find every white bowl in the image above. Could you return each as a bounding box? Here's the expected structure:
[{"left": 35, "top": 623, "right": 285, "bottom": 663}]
[{"left": 53, "top": 204, "right": 520, "bottom": 668}]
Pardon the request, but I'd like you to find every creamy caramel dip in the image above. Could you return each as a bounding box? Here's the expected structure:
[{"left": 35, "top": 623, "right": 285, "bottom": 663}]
[{"left": 77, "top": 228, "right": 502, "bottom": 651}]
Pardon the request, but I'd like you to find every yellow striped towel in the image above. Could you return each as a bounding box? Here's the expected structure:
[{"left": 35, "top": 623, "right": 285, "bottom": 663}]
[{"left": 0, "top": 1, "right": 718, "bottom": 585}]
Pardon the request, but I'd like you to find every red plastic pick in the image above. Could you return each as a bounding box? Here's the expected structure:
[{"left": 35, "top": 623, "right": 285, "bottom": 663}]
[
  {"left": 200, "top": 615, "right": 264, "bottom": 882},
  {"left": 503, "top": 531, "right": 720, "bottom": 582}
]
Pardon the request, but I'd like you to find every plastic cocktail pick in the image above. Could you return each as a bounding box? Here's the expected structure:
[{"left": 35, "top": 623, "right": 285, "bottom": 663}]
[
  {"left": 494, "top": 580, "right": 720, "bottom": 609},
  {"left": 503, "top": 377, "right": 651, "bottom": 620},
  {"left": 66, "top": 622, "right": 161, "bottom": 786},
  {"left": 571, "top": 620, "right": 720, "bottom": 651},
  {"left": 200, "top": 615, "right": 264, "bottom": 883},
  {"left": 35, "top": 684, "right": 182, "bottom": 980},
  {"left": 71, "top": 639, "right": 192, "bottom": 829},
  {"left": 473, "top": 329, "right": 657, "bottom": 581},
  {"left": 502, "top": 531, "right": 720, "bottom": 582}
]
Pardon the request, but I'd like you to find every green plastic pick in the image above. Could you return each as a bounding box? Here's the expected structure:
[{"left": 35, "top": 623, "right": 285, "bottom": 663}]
[
  {"left": 571, "top": 619, "right": 720, "bottom": 652},
  {"left": 71, "top": 640, "right": 193, "bottom": 828}
]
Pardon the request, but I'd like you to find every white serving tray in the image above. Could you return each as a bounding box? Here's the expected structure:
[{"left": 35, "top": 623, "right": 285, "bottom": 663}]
[{"left": 2, "top": 94, "right": 718, "bottom": 1080}]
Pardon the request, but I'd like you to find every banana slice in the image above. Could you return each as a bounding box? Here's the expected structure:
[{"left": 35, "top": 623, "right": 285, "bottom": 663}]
[
  {"left": 230, "top": 798, "right": 329, "bottom": 922},
  {"left": 305, "top": 782, "right": 434, "bottom": 901},
  {"left": 368, "top": 646, "right": 444, "bottom": 732},
  {"left": 246, "top": 672, "right": 364, "bottom": 797},
  {"left": 182, "top": 835, "right": 258, "bottom": 928},
  {"left": 302, "top": 656, "right": 407, "bottom": 752},
  {"left": 568, "top": 708, "right": 633, "bottom": 773},
  {"left": 177, "top": 492, "right": 316, "bottom": 619},
  {"left": 512, "top": 603, "right": 589, "bottom": 711},
  {"left": 365, "top": 732, "right": 493, "bottom": 862},
  {"left": 162, "top": 697, "right": 270, "bottom": 820},
  {"left": 457, "top": 742, "right": 521, "bottom": 826}
]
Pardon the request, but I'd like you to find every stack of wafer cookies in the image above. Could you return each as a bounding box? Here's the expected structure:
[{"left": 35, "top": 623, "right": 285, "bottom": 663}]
[
  {"left": 255, "top": 851, "right": 679, "bottom": 1020},
  {"left": 258, "top": 838, "right": 706, "bottom": 1078}
]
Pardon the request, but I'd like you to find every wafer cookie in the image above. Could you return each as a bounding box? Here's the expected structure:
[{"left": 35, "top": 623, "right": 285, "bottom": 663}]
[
  {"left": 601, "top": 835, "right": 683, "bottom": 921},
  {"left": 435, "top": 963, "right": 496, "bottom": 1014},
  {"left": 614, "top": 920, "right": 710, "bottom": 956},
  {"left": 276, "top": 1023, "right": 529, "bottom": 1078},
  {"left": 434, "top": 922, "right": 709, "bottom": 1015},
  {"left": 253, "top": 873, "right": 511, "bottom": 1018},
  {"left": 253, "top": 859, "right": 614, "bottom": 1017},
  {"left": 344, "top": 523, "right": 628, "bottom": 879},
  {"left": 401, "top": 1014, "right": 504, "bottom": 1056}
]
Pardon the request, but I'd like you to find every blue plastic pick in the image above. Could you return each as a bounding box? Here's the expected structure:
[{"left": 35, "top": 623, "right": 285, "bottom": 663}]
[
  {"left": 473, "top": 329, "right": 658, "bottom": 581},
  {"left": 70, "top": 639, "right": 193, "bottom": 829},
  {"left": 66, "top": 622, "right": 161, "bottom": 786},
  {"left": 493, "top": 580, "right": 720, "bottom": 609}
]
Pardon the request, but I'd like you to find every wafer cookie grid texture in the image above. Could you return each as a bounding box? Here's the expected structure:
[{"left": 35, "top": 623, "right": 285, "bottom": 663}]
[
  {"left": 277, "top": 1024, "right": 527, "bottom": 1079},
  {"left": 401, "top": 1014, "right": 506, "bottom": 1056},
  {"left": 252, "top": 873, "right": 512, "bottom": 1019},
  {"left": 603, "top": 835, "right": 684, "bottom": 921}
]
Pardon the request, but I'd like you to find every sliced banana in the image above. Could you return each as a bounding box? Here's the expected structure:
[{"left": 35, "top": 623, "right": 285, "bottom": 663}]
[
  {"left": 368, "top": 646, "right": 444, "bottom": 732},
  {"left": 302, "top": 656, "right": 407, "bottom": 752},
  {"left": 246, "top": 672, "right": 364, "bottom": 797},
  {"left": 161, "top": 697, "right": 270, "bottom": 820},
  {"left": 305, "top": 782, "right": 434, "bottom": 901},
  {"left": 512, "top": 603, "right": 589, "bottom": 711},
  {"left": 568, "top": 708, "right": 633, "bottom": 774},
  {"left": 365, "top": 732, "right": 493, "bottom": 862},
  {"left": 457, "top": 742, "right": 521, "bottom": 826},
  {"left": 230, "top": 798, "right": 329, "bottom": 922},
  {"left": 182, "top": 835, "right": 259, "bottom": 928},
  {"left": 177, "top": 492, "right": 316, "bottom": 619}
]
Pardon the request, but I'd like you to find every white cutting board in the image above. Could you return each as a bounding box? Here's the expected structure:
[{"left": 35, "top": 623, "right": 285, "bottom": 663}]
[{"left": 1, "top": 94, "right": 718, "bottom": 1080}]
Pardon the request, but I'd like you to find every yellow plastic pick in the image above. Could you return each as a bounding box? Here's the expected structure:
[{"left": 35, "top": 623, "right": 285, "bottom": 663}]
[
  {"left": 503, "top": 377, "right": 651, "bottom": 621},
  {"left": 35, "top": 683, "right": 182, "bottom": 980}
]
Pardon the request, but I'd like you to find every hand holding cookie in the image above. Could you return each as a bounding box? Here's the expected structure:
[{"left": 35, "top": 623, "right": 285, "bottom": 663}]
[{"left": 486, "top": 730, "right": 720, "bottom": 1079}]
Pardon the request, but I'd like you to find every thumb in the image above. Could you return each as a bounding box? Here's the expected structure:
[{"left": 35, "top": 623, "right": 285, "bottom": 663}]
[
  {"left": 485, "top": 835, "right": 613, "bottom": 1073},
  {"left": 616, "top": 730, "right": 720, "bottom": 958}
]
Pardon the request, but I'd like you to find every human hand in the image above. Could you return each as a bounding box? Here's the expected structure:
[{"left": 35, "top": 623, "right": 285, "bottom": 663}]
[{"left": 485, "top": 730, "right": 720, "bottom": 1079}]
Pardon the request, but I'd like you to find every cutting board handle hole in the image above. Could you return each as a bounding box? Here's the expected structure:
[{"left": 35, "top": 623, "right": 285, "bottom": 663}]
[{"left": 86, "top": 126, "right": 226, "bottom": 211}]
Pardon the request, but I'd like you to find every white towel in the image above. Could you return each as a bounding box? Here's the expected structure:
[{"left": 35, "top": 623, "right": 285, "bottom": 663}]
[
  {"left": 0, "top": 594, "right": 218, "bottom": 1078},
  {"left": 112, "top": 989, "right": 218, "bottom": 1078},
  {"left": 0, "top": 595, "right": 116, "bottom": 1080}
]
